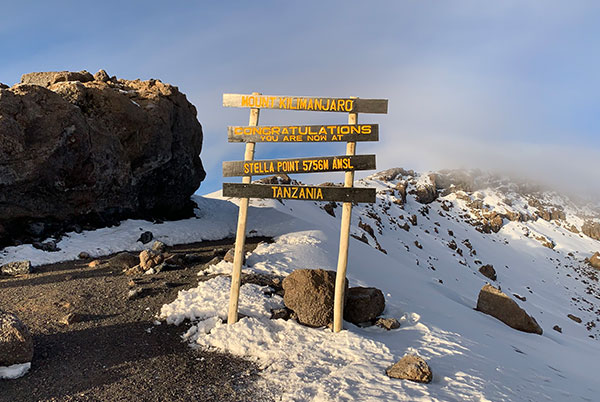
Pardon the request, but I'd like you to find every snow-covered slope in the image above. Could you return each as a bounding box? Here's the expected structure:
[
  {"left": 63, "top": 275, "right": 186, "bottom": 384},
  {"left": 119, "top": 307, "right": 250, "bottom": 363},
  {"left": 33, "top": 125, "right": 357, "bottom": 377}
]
[{"left": 2, "top": 168, "right": 600, "bottom": 400}]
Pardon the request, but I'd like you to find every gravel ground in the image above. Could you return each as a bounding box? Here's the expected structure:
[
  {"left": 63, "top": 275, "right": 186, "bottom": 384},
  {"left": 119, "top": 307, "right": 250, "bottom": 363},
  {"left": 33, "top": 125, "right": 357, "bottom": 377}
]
[{"left": 0, "top": 237, "right": 277, "bottom": 402}]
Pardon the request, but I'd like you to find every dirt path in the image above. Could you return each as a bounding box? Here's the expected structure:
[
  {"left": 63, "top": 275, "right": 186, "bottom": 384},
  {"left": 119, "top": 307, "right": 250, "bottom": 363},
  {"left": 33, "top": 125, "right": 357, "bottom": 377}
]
[{"left": 0, "top": 237, "right": 276, "bottom": 402}]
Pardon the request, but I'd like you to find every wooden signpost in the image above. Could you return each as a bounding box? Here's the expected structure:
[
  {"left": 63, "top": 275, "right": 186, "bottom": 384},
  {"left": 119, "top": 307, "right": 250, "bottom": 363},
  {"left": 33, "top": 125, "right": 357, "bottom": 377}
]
[{"left": 223, "top": 93, "right": 388, "bottom": 333}]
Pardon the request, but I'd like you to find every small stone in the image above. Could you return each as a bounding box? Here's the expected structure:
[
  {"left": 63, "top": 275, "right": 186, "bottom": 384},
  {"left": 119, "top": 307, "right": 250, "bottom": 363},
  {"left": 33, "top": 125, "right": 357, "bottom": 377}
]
[
  {"left": 0, "top": 261, "right": 32, "bottom": 276},
  {"left": 78, "top": 252, "right": 90, "bottom": 259},
  {"left": 127, "top": 288, "right": 145, "bottom": 300},
  {"left": 124, "top": 265, "right": 144, "bottom": 276},
  {"left": 375, "top": 317, "right": 401, "bottom": 330},
  {"left": 553, "top": 325, "right": 562, "bottom": 333},
  {"left": 137, "top": 231, "right": 153, "bottom": 244},
  {"left": 59, "top": 312, "right": 83, "bottom": 326},
  {"left": 223, "top": 248, "right": 245, "bottom": 264},
  {"left": 386, "top": 354, "right": 432, "bottom": 383},
  {"left": 479, "top": 264, "right": 497, "bottom": 281},
  {"left": 88, "top": 260, "right": 101, "bottom": 268},
  {"left": 151, "top": 241, "right": 167, "bottom": 252},
  {"left": 567, "top": 314, "right": 582, "bottom": 323},
  {"left": 270, "top": 308, "right": 292, "bottom": 320},
  {"left": 139, "top": 249, "right": 164, "bottom": 270}
]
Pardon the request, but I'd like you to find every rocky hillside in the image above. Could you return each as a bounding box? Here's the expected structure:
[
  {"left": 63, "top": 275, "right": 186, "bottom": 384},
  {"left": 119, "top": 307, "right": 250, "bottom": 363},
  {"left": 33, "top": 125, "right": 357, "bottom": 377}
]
[
  {"left": 338, "top": 168, "right": 600, "bottom": 338},
  {"left": 0, "top": 70, "right": 205, "bottom": 248}
]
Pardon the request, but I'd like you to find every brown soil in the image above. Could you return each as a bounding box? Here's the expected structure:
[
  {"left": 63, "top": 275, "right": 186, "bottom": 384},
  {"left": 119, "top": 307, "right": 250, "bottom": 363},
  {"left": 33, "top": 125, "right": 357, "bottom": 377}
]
[{"left": 0, "top": 237, "right": 277, "bottom": 402}]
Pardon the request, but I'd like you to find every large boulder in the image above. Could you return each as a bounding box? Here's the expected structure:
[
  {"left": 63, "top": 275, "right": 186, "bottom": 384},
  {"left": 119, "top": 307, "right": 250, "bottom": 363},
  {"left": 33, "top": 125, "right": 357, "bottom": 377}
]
[
  {"left": 0, "top": 310, "right": 34, "bottom": 367},
  {"left": 0, "top": 70, "right": 205, "bottom": 247},
  {"left": 476, "top": 284, "right": 542, "bottom": 334},
  {"left": 582, "top": 221, "right": 600, "bottom": 241},
  {"left": 282, "top": 269, "right": 347, "bottom": 327},
  {"left": 344, "top": 287, "right": 385, "bottom": 324}
]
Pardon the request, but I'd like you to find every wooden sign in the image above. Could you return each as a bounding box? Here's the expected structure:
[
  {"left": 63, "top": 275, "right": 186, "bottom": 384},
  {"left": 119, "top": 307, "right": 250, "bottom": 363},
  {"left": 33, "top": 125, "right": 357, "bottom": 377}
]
[
  {"left": 223, "top": 155, "right": 376, "bottom": 177},
  {"left": 223, "top": 183, "right": 376, "bottom": 203},
  {"left": 228, "top": 124, "right": 378, "bottom": 143},
  {"left": 223, "top": 93, "right": 388, "bottom": 114}
]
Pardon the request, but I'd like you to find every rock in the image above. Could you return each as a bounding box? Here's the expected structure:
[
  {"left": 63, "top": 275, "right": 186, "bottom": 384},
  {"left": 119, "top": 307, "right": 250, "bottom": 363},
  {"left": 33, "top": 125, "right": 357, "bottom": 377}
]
[
  {"left": 414, "top": 174, "right": 438, "bottom": 204},
  {"left": 88, "top": 260, "right": 101, "bottom": 268},
  {"left": 254, "top": 174, "right": 291, "bottom": 185},
  {"left": 582, "top": 221, "right": 600, "bottom": 241},
  {"left": 344, "top": 287, "right": 385, "bottom": 324},
  {"left": 124, "top": 265, "right": 144, "bottom": 276},
  {"left": 375, "top": 317, "right": 400, "bottom": 330},
  {"left": 476, "top": 284, "right": 542, "bottom": 334},
  {"left": 0, "top": 83, "right": 8, "bottom": 89},
  {"left": 270, "top": 308, "right": 292, "bottom": 320},
  {"left": 127, "top": 288, "right": 146, "bottom": 300},
  {"left": 139, "top": 250, "right": 163, "bottom": 271},
  {"left": 0, "top": 310, "right": 34, "bottom": 366},
  {"left": 93, "top": 69, "right": 110, "bottom": 82},
  {"left": 478, "top": 264, "right": 497, "bottom": 281},
  {"left": 553, "top": 325, "right": 562, "bottom": 333},
  {"left": 78, "top": 251, "right": 90, "bottom": 259},
  {"left": 0, "top": 71, "right": 205, "bottom": 248},
  {"left": 137, "top": 231, "right": 154, "bottom": 244},
  {"left": 588, "top": 252, "right": 600, "bottom": 269},
  {"left": 567, "top": 314, "right": 582, "bottom": 323},
  {"left": 224, "top": 248, "right": 245, "bottom": 264},
  {"left": 386, "top": 354, "right": 432, "bottom": 383},
  {"left": 151, "top": 240, "right": 167, "bottom": 252},
  {"left": 395, "top": 181, "right": 407, "bottom": 204},
  {"left": 59, "top": 312, "right": 83, "bottom": 326},
  {"left": 282, "top": 269, "right": 347, "bottom": 328},
  {"left": 323, "top": 202, "right": 336, "bottom": 217},
  {"left": 20, "top": 70, "right": 94, "bottom": 87},
  {"left": 107, "top": 252, "right": 139, "bottom": 270},
  {"left": 488, "top": 214, "right": 504, "bottom": 233},
  {"left": 0, "top": 261, "right": 31, "bottom": 276},
  {"left": 32, "top": 240, "right": 60, "bottom": 252}
]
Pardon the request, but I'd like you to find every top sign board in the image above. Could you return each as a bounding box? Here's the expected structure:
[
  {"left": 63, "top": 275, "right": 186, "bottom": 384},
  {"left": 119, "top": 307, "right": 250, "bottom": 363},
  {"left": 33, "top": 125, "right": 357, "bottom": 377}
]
[{"left": 223, "top": 93, "right": 388, "bottom": 114}]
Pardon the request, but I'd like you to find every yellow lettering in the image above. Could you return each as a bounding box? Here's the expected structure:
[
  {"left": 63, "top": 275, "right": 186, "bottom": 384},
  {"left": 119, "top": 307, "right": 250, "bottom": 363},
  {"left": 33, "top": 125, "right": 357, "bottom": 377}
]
[
  {"left": 271, "top": 186, "right": 278, "bottom": 197},
  {"left": 315, "top": 99, "right": 323, "bottom": 110},
  {"left": 241, "top": 96, "right": 250, "bottom": 107},
  {"left": 337, "top": 99, "right": 345, "bottom": 110},
  {"left": 316, "top": 188, "right": 323, "bottom": 199},
  {"left": 307, "top": 99, "right": 314, "bottom": 110},
  {"left": 298, "top": 98, "right": 307, "bottom": 110},
  {"left": 345, "top": 99, "right": 353, "bottom": 112},
  {"left": 361, "top": 125, "right": 371, "bottom": 134},
  {"left": 278, "top": 97, "right": 287, "bottom": 109}
]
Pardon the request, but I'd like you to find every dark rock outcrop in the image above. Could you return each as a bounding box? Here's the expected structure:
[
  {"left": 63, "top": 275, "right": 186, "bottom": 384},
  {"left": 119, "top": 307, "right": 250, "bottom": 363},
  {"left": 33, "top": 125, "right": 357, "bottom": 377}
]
[
  {"left": 282, "top": 269, "right": 347, "bottom": 327},
  {"left": 386, "top": 354, "right": 432, "bottom": 383},
  {"left": 344, "top": 287, "right": 385, "bottom": 324},
  {"left": 476, "top": 284, "right": 542, "bottom": 334},
  {"left": 0, "top": 70, "right": 205, "bottom": 247},
  {"left": 0, "top": 310, "right": 34, "bottom": 366},
  {"left": 478, "top": 264, "right": 497, "bottom": 281}
]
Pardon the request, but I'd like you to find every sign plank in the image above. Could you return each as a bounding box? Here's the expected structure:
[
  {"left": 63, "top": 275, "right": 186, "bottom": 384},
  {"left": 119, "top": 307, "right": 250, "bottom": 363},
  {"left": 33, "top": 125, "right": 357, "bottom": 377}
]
[
  {"left": 223, "top": 93, "right": 388, "bottom": 114},
  {"left": 222, "top": 183, "right": 376, "bottom": 203},
  {"left": 228, "top": 124, "right": 378, "bottom": 143},
  {"left": 223, "top": 154, "right": 376, "bottom": 177}
]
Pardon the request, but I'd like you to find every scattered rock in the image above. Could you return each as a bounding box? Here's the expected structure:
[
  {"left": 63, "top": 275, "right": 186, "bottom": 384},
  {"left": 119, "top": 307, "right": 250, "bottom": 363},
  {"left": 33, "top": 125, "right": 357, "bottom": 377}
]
[
  {"left": 124, "top": 264, "right": 144, "bottom": 276},
  {"left": 88, "top": 260, "right": 101, "bottom": 268},
  {"left": 139, "top": 250, "right": 163, "bottom": 271},
  {"left": 375, "top": 317, "right": 400, "bottom": 330},
  {"left": 323, "top": 202, "right": 337, "bottom": 217},
  {"left": 137, "top": 231, "right": 154, "bottom": 244},
  {"left": 386, "top": 354, "right": 432, "bottom": 383},
  {"left": 344, "top": 287, "right": 385, "bottom": 325},
  {"left": 582, "top": 221, "right": 600, "bottom": 241},
  {"left": 59, "top": 312, "right": 83, "bottom": 326},
  {"left": 478, "top": 264, "right": 497, "bottom": 281},
  {"left": 32, "top": 240, "right": 60, "bottom": 252},
  {"left": 127, "top": 288, "right": 146, "bottom": 300},
  {"left": 78, "top": 251, "right": 90, "bottom": 259},
  {"left": 476, "top": 284, "right": 542, "bottom": 334},
  {"left": 513, "top": 294, "right": 526, "bottom": 302},
  {"left": 414, "top": 175, "right": 438, "bottom": 204},
  {"left": 414, "top": 241, "right": 423, "bottom": 250},
  {"left": 151, "top": 241, "right": 167, "bottom": 252},
  {"left": 553, "top": 325, "right": 562, "bottom": 333},
  {"left": 93, "top": 69, "right": 110, "bottom": 82},
  {"left": 0, "top": 261, "right": 32, "bottom": 276},
  {"left": 282, "top": 269, "right": 347, "bottom": 327},
  {"left": 0, "top": 310, "right": 34, "bottom": 366},
  {"left": 567, "top": 314, "right": 582, "bottom": 324}
]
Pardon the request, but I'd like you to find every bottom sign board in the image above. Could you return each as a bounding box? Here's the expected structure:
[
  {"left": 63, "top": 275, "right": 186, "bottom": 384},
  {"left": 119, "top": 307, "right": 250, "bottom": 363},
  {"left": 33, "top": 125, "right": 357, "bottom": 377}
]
[{"left": 222, "top": 183, "right": 376, "bottom": 203}]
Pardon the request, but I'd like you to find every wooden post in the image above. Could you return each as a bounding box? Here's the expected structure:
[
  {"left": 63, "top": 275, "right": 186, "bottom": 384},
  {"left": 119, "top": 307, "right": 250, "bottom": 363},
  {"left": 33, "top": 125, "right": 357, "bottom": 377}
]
[
  {"left": 333, "top": 98, "right": 358, "bottom": 333},
  {"left": 227, "top": 93, "right": 260, "bottom": 324}
]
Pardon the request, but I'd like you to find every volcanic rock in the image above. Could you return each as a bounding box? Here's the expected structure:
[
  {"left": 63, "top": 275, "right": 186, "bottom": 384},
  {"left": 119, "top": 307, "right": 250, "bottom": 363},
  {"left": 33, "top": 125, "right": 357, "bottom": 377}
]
[
  {"left": 0, "top": 310, "right": 33, "bottom": 366},
  {"left": 0, "top": 261, "right": 32, "bottom": 276},
  {"left": 588, "top": 252, "right": 600, "bottom": 269},
  {"left": 479, "top": 264, "right": 497, "bottom": 281},
  {"left": 0, "top": 70, "right": 205, "bottom": 247},
  {"left": 386, "top": 354, "right": 432, "bottom": 383},
  {"left": 282, "top": 269, "right": 347, "bottom": 327},
  {"left": 476, "top": 284, "right": 542, "bottom": 334},
  {"left": 344, "top": 287, "right": 385, "bottom": 324}
]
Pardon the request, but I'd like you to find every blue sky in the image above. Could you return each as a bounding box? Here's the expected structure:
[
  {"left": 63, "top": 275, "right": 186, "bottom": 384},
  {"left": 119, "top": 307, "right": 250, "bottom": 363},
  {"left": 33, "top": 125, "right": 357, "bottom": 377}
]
[{"left": 2, "top": 1, "right": 599, "bottom": 196}]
